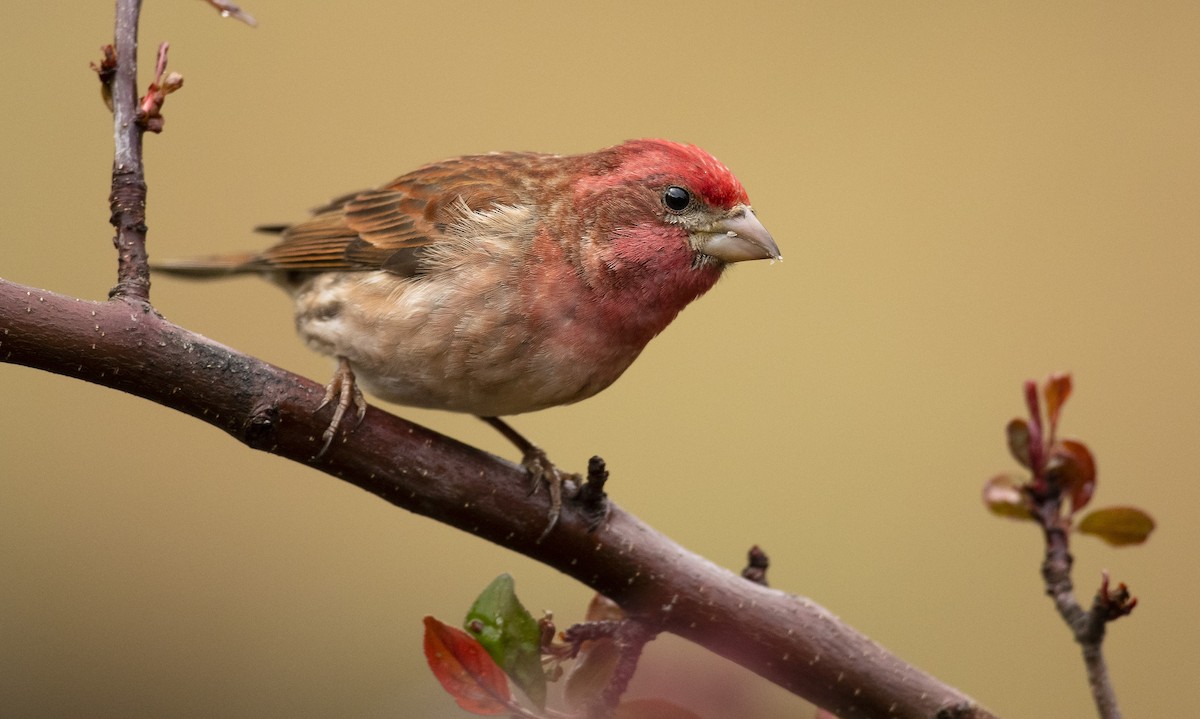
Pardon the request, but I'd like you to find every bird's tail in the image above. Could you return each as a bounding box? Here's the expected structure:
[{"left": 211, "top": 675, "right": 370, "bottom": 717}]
[{"left": 151, "top": 251, "right": 264, "bottom": 279}]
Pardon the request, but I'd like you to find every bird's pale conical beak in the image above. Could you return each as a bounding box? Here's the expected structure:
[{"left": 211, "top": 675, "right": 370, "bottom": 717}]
[{"left": 700, "top": 206, "right": 781, "bottom": 263}]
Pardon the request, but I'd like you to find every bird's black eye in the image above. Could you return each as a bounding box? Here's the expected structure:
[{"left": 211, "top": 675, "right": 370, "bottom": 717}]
[{"left": 663, "top": 186, "right": 691, "bottom": 213}]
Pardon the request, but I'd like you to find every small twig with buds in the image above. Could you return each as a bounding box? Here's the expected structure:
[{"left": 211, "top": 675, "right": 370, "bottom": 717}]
[
  {"left": 562, "top": 619, "right": 659, "bottom": 719},
  {"left": 137, "top": 42, "right": 183, "bottom": 134},
  {"left": 90, "top": 45, "right": 117, "bottom": 110},
  {"left": 106, "top": 0, "right": 153, "bottom": 302},
  {"left": 984, "top": 375, "right": 1155, "bottom": 719}
]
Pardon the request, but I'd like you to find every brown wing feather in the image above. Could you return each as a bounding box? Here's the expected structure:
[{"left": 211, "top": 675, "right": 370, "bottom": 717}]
[{"left": 252, "top": 152, "right": 549, "bottom": 276}]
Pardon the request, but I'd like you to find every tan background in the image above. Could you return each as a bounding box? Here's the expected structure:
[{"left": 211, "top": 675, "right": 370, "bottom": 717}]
[{"left": 3, "top": 2, "right": 1198, "bottom": 717}]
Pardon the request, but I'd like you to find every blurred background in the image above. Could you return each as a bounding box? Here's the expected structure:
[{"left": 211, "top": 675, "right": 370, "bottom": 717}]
[{"left": 2, "top": 2, "right": 1198, "bottom": 717}]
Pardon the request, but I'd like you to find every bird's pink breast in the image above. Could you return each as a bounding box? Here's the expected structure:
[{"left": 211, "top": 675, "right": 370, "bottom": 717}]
[
  {"left": 520, "top": 221, "right": 723, "bottom": 397},
  {"left": 293, "top": 212, "right": 723, "bottom": 417}
]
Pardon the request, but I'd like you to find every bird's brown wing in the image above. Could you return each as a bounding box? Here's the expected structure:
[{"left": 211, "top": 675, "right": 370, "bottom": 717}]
[{"left": 253, "top": 153, "right": 548, "bottom": 277}]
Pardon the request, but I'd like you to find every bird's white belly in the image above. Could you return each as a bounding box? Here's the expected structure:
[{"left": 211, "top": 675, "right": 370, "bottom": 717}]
[{"left": 292, "top": 271, "right": 638, "bottom": 416}]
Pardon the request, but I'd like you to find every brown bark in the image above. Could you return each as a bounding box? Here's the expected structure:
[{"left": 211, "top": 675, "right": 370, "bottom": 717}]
[{"left": 0, "top": 279, "right": 996, "bottom": 718}]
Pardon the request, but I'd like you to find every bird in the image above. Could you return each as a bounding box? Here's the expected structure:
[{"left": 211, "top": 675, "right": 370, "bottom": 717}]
[{"left": 155, "top": 138, "right": 780, "bottom": 536}]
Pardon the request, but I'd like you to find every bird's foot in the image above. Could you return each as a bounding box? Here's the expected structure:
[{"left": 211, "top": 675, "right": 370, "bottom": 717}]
[
  {"left": 477, "top": 416, "right": 612, "bottom": 541},
  {"left": 314, "top": 357, "right": 367, "bottom": 458},
  {"left": 521, "top": 445, "right": 582, "bottom": 542}
]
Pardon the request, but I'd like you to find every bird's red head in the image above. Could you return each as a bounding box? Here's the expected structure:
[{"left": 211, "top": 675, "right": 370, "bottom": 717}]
[
  {"left": 572, "top": 139, "right": 751, "bottom": 213},
  {"left": 603, "top": 139, "right": 751, "bottom": 210}
]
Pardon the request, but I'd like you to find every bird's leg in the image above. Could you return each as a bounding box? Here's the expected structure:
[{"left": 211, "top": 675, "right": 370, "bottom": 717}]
[
  {"left": 479, "top": 416, "right": 580, "bottom": 541},
  {"left": 315, "top": 356, "right": 367, "bottom": 458}
]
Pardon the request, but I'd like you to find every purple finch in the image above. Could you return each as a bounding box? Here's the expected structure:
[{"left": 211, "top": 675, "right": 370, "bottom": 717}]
[{"left": 157, "top": 139, "right": 780, "bottom": 533}]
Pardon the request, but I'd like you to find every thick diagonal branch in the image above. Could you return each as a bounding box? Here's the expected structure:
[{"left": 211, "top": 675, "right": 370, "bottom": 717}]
[{"left": 0, "top": 279, "right": 996, "bottom": 719}]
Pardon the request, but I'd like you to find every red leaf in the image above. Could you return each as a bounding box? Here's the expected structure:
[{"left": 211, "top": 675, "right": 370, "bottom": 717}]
[
  {"left": 1077, "top": 506, "right": 1156, "bottom": 546},
  {"left": 1048, "top": 439, "right": 1096, "bottom": 514},
  {"left": 614, "top": 698, "right": 705, "bottom": 719},
  {"left": 1043, "top": 373, "right": 1073, "bottom": 433},
  {"left": 982, "top": 474, "right": 1032, "bottom": 520},
  {"left": 1022, "top": 381, "right": 1046, "bottom": 473},
  {"left": 423, "top": 616, "right": 512, "bottom": 715},
  {"left": 1006, "top": 418, "right": 1032, "bottom": 469}
]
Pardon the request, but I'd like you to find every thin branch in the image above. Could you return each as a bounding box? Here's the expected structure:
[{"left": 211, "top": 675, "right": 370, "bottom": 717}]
[
  {"left": 1037, "top": 501, "right": 1122, "bottom": 719},
  {"left": 561, "top": 619, "right": 658, "bottom": 718},
  {"left": 1024, "top": 381, "right": 1124, "bottom": 719},
  {"left": 108, "top": 0, "right": 150, "bottom": 302},
  {"left": 201, "top": 0, "right": 258, "bottom": 27}
]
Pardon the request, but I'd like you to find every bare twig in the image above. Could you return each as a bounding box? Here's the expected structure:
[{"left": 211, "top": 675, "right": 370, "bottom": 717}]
[
  {"left": 562, "top": 620, "right": 659, "bottom": 719},
  {"left": 108, "top": 0, "right": 150, "bottom": 302},
  {"left": 202, "top": 0, "right": 258, "bottom": 27},
  {"left": 1036, "top": 499, "right": 1124, "bottom": 719},
  {"left": 741, "top": 545, "right": 770, "bottom": 586},
  {"left": 577, "top": 456, "right": 611, "bottom": 531}
]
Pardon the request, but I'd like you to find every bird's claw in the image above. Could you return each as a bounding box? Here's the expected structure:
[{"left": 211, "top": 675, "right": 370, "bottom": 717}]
[
  {"left": 315, "top": 357, "right": 367, "bottom": 458},
  {"left": 521, "top": 446, "right": 581, "bottom": 543},
  {"left": 477, "top": 416, "right": 594, "bottom": 541}
]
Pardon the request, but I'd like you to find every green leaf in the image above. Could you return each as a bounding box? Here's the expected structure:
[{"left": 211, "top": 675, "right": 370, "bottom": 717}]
[
  {"left": 1077, "top": 506, "right": 1156, "bottom": 546},
  {"left": 982, "top": 473, "right": 1032, "bottom": 520},
  {"left": 1006, "top": 418, "right": 1032, "bottom": 469},
  {"left": 464, "top": 574, "right": 546, "bottom": 709}
]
